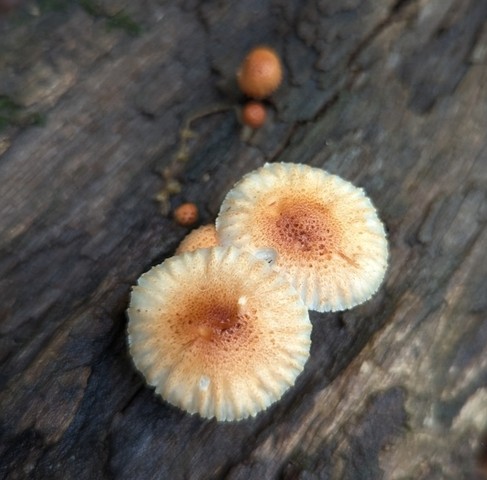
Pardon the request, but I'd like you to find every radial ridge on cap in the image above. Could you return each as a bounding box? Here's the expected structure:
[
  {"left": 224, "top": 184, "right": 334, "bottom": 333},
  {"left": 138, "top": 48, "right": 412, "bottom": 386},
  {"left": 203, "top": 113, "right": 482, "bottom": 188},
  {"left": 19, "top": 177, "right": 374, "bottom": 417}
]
[
  {"left": 216, "top": 162, "right": 388, "bottom": 312},
  {"left": 127, "top": 245, "right": 311, "bottom": 421}
]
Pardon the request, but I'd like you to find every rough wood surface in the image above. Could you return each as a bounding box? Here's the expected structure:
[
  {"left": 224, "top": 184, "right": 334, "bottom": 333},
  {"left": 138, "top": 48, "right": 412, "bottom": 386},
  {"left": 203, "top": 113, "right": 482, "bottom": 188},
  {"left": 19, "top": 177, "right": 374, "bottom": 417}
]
[{"left": 1, "top": 0, "right": 486, "bottom": 479}]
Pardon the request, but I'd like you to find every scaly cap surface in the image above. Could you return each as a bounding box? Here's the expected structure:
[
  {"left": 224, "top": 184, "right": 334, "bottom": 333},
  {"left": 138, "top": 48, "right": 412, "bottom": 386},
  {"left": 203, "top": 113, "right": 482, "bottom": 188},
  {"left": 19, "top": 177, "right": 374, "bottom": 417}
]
[
  {"left": 127, "top": 246, "right": 311, "bottom": 421},
  {"left": 175, "top": 224, "right": 219, "bottom": 254},
  {"left": 216, "top": 163, "right": 388, "bottom": 312}
]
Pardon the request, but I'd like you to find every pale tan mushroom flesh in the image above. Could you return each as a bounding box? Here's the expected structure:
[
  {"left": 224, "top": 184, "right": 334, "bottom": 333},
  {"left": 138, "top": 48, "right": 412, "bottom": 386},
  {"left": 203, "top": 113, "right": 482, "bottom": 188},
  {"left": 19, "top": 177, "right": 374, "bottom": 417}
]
[
  {"left": 127, "top": 246, "right": 311, "bottom": 421},
  {"left": 216, "top": 162, "right": 388, "bottom": 312},
  {"left": 175, "top": 224, "right": 219, "bottom": 254}
]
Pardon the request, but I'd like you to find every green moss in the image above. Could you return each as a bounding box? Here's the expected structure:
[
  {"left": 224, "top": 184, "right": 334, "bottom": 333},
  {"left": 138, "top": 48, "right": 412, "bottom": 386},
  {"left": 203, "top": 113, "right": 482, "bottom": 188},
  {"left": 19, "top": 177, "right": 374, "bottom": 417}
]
[
  {"left": 0, "top": 96, "right": 21, "bottom": 131},
  {"left": 37, "top": 0, "right": 71, "bottom": 13},
  {"left": 78, "top": 0, "right": 102, "bottom": 16},
  {"left": 79, "top": 0, "right": 142, "bottom": 36},
  {"left": 106, "top": 11, "right": 142, "bottom": 36},
  {"left": 0, "top": 96, "right": 45, "bottom": 132}
]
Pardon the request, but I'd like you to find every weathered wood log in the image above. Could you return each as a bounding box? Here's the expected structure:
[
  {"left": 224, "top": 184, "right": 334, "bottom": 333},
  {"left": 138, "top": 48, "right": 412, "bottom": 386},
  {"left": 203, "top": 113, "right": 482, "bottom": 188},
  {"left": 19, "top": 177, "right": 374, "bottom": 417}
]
[{"left": 1, "top": 0, "right": 486, "bottom": 478}]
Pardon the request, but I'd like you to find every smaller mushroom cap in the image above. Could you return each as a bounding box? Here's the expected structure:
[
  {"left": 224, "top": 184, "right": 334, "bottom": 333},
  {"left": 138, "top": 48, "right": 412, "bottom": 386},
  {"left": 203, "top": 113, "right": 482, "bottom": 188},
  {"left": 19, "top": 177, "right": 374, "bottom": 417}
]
[
  {"left": 174, "top": 202, "right": 198, "bottom": 227},
  {"left": 127, "top": 246, "right": 311, "bottom": 421},
  {"left": 175, "top": 224, "right": 219, "bottom": 254},
  {"left": 241, "top": 101, "right": 267, "bottom": 129},
  {"left": 237, "top": 46, "right": 283, "bottom": 99},
  {"left": 216, "top": 163, "right": 388, "bottom": 312}
]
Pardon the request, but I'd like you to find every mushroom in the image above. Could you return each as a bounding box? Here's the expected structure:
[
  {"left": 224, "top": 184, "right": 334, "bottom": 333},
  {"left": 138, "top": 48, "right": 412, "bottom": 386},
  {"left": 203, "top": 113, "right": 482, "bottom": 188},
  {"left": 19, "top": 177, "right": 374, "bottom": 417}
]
[
  {"left": 216, "top": 163, "right": 388, "bottom": 312},
  {"left": 175, "top": 224, "right": 219, "bottom": 254},
  {"left": 241, "top": 101, "right": 267, "bottom": 129},
  {"left": 127, "top": 245, "right": 311, "bottom": 421},
  {"left": 237, "top": 46, "right": 283, "bottom": 99},
  {"left": 173, "top": 202, "right": 198, "bottom": 227}
]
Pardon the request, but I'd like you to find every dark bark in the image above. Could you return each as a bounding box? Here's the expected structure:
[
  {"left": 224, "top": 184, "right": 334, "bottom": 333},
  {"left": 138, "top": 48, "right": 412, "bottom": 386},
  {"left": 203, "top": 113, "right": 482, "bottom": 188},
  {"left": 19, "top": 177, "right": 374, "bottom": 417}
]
[{"left": 1, "top": 0, "right": 486, "bottom": 479}]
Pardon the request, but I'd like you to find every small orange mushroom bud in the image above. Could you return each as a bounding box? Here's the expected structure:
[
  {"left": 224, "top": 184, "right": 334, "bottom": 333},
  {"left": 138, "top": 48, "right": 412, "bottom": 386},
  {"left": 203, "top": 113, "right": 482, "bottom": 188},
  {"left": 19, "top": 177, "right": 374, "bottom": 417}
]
[
  {"left": 237, "top": 46, "right": 283, "bottom": 99},
  {"left": 241, "top": 101, "right": 267, "bottom": 129},
  {"left": 173, "top": 202, "right": 198, "bottom": 227}
]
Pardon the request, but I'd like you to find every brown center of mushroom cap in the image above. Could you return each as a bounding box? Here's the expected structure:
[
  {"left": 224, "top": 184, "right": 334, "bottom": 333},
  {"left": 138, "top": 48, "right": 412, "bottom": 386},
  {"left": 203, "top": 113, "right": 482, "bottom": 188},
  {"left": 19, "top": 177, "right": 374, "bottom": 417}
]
[
  {"left": 195, "top": 304, "right": 240, "bottom": 340},
  {"left": 265, "top": 199, "right": 343, "bottom": 261},
  {"left": 177, "top": 293, "right": 252, "bottom": 346}
]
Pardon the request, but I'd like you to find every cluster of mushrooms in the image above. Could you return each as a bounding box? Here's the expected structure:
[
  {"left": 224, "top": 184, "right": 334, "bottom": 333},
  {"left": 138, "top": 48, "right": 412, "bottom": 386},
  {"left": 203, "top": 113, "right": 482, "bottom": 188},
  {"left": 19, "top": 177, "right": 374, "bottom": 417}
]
[
  {"left": 127, "top": 162, "right": 388, "bottom": 421},
  {"left": 238, "top": 46, "right": 283, "bottom": 128}
]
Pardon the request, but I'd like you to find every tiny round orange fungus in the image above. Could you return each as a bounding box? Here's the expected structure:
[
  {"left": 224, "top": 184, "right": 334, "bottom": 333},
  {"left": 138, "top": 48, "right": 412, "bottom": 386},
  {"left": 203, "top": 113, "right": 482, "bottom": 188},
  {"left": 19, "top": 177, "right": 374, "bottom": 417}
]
[
  {"left": 237, "top": 46, "right": 283, "bottom": 99},
  {"left": 242, "top": 101, "right": 267, "bottom": 129},
  {"left": 174, "top": 202, "right": 198, "bottom": 227}
]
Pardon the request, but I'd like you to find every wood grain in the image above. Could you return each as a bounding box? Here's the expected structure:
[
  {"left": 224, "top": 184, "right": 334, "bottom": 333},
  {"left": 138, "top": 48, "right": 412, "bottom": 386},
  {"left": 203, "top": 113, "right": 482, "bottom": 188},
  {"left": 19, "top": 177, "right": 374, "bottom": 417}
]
[{"left": 1, "top": 0, "right": 486, "bottom": 478}]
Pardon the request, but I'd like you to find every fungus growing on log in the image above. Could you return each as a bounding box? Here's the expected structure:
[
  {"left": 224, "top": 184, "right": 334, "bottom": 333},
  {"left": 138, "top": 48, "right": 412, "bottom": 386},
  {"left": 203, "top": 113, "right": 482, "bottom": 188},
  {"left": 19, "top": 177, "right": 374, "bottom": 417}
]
[
  {"left": 127, "top": 246, "right": 311, "bottom": 421},
  {"left": 241, "top": 101, "right": 267, "bottom": 129},
  {"left": 173, "top": 202, "right": 198, "bottom": 227},
  {"left": 237, "top": 46, "right": 283, "bottom": 99},
  {"left": 216, "top": 163, "right": 388, "bottom": 312},
  {"left": 175, "top": 224, "right": 219, "bottom": 254}
]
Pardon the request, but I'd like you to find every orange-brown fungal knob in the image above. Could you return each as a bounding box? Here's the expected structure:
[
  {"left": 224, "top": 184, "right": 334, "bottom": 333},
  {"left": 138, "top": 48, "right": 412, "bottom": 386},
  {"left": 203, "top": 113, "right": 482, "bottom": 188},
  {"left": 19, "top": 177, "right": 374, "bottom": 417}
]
[
  {"left": 237, "top": 46, "right": 283, "bottom": 99},
  {"left": 127, "top": 246, "right": 311, "bottom": 421},
  {"left": 241, "top": 101, "right": 267, "bottom": 129},
  {"left": 173, "top": 202, "right": 198, "bottom": 227},
  {"left": 216, "top": 163, "right": 389, "bottom": 312},
  {"left": 175, "top": 224, "right": 219, "bottom": 254}
]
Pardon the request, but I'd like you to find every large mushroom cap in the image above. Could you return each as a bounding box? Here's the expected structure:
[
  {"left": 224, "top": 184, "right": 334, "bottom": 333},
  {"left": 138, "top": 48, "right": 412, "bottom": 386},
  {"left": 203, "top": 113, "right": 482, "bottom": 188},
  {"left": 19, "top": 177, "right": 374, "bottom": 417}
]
[
  {"left": 216, "top": 163, "right": 388, "bottom": 312},
  {"left": 127, "top": 246, "right": 311, "bottom": 421}
]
